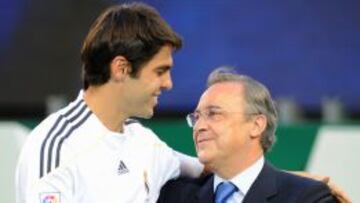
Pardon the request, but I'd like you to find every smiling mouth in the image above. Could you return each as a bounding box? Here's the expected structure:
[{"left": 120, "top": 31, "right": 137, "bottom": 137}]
[
  {"left": 152, "top": 93, "right": 161, "bottom": 103},
  {"left": 153, "top": 91, "right": 161, "bottom": 97},
  {"left": 197, "top": 137, "right": 213, "bottom": 145},
  {"left": 153, "top": 96, "right": 158, "bottom": 104}
]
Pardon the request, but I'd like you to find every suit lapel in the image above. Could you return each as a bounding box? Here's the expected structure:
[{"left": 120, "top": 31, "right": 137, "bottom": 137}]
[
  {"left": 242, "top": 161, "right": 278, "bottom": 203},
  {"left": 194, "top": 175, "right": 215, "bottom": 203}
]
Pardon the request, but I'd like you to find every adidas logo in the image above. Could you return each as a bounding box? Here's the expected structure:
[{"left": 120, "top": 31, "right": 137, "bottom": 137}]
[{"left": 117, "top": 160, "right": 129, "bottom": 175}]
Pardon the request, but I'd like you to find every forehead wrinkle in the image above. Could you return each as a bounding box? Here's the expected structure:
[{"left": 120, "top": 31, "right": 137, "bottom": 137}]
[
  {"left": 199, "top": 82, "right": 245, "bottom": 111},
  {"left": 195, "top": 105, "right": 222, "bottom": 113}
]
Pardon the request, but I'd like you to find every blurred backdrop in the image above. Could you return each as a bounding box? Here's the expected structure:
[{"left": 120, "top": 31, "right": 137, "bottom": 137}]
[
  {"left": 1, "top": 0, "right": 359, "bottom": 202},
  {"left": 1, "top": 0, "right": 360, "bottom": 119}
]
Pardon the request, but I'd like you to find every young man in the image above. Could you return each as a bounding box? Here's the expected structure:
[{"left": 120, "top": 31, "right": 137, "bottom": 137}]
[
  {"left": 16, "top": 3, "right": 202, "bottom": 203},
  {"left": 158, "top": 67, "right": 340, "bottom": 203}
]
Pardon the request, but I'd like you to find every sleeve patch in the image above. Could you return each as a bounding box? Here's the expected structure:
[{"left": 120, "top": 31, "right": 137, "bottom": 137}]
[{"left": 39, "top": 192, "right": 60, "bottom": 203}]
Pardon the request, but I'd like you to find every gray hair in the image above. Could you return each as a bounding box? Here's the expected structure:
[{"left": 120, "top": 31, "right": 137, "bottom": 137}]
[{"left": 207, "top": 67, "right": 278, "bottom": 153}]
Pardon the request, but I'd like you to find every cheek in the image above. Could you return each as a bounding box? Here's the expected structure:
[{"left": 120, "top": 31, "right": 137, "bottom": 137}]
[
  {"left": 133, "top": 82, "right": 152, "bottom": 100},
  {"left": 197, "top": 129, "right": 227, "bottom": 163},
  {"left": 229, "top": 126, "right": 252, "bottom": 151},
  {"left": 193, "top": 131, "right": 216, "bottom": 159},
  {"left": 142, "top": 82, "right": 159, "bottom": 99},
  {"left": 214, "top": 123, "right": 245, "bottom": 152},
  {"left": 211, "top": 125, "right": 230, "bottom": 147},
  {"left": 142, "top": 76, "right": 160, "bottom": 88}
]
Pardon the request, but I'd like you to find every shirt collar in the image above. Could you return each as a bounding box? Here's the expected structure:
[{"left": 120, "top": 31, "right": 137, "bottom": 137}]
[{"left": 213, "top": 156, "right": 264, "bottom": 196}]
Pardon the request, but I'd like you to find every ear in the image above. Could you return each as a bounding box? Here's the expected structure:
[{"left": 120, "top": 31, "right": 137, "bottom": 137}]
[
  {"left": 249, "top": 114, "right": 267, "bottom": 139},
  {"left": 110, "top": 55, "right": 130, "bottom": 82}
]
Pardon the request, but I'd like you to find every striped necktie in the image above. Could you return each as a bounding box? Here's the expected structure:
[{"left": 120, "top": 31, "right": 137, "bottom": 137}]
[{"left": 215, "top": 181, "right": 238, "bottom": 203}]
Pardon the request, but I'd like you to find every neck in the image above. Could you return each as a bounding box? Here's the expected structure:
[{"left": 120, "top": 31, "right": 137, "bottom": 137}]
[
  {"left": 84, "top": 85, "right": 127, "bottom": 132},
  {"left": 212, "top": 145, "right": 263, "bottom": 180}
]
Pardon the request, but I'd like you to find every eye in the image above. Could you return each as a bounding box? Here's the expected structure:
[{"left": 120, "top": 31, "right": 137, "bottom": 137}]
[
  {"left": 207, "top": 110, "right": 222, "bottom": 120},
  {"left": 156, "top": 70, "right": 165, "bottom": 76},
  {"left": 193, "top": 112, "right": 200, "bottom": 121},
  {"left": 154, "top": 67, "right": 169, "bottom": 76}
]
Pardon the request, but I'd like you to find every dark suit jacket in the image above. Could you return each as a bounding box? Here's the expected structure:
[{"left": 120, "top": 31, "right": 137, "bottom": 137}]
[{"left": 158, "top": 161, "right": 338, "bottom": 203}]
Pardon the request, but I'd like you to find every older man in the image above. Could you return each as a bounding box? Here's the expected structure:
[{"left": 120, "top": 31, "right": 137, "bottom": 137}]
[{"left": 158, "top": 67, "right": 339, "bottom": 203}]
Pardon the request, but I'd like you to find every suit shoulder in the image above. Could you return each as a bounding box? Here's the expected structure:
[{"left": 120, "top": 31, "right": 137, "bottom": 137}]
[
  {"left": 276, "top": 170, "right": 337, "bottom": 202},
  {"left": 277, "top": 170, "right": 327, "bottom": 189},
  {"left": 162, "top": 174, "right": 211, "bottom": 190},
  {"left": 158, "top": 175, "right": 213, "bottom": 203}
]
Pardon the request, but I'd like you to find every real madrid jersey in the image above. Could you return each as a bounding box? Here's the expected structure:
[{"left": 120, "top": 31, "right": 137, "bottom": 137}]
[{"left": 16, "top": 91, "right": 181, "bottom": 203}]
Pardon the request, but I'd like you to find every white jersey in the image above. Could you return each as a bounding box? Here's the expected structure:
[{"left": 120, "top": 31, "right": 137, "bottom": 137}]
[{"left": 15, "top": 91, "right": 181, "bottom": 203}]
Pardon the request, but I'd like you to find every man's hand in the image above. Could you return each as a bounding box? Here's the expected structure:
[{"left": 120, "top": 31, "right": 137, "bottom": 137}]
[{"left": 290, "top": 171, "right": 352, "bottom": 203}]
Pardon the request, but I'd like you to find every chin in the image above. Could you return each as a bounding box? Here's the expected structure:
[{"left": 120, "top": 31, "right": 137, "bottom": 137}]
[
  {"left": 197, "top": 150, "right": 212, "bottom": 165},
  {"left": 137, "top": 109, "right": 154, "bottom": 119},
  {"left": 143, "top": 113, "right": 153, "bottom": 119}
]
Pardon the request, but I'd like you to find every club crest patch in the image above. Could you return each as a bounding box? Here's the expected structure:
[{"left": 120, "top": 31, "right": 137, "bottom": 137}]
[{"left": 40, "top": 192, "right": 60, "bottom": 203}]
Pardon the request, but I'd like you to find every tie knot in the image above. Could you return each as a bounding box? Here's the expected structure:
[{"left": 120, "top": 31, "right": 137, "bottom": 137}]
[{"left": 215, "top": 181, "right": 238, "bottom": 203}]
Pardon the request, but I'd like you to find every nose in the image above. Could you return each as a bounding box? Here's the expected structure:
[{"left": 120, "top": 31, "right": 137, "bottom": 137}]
[
  {"left": 161, "top": 72, "right": 173, "bottom": 90},
  {"left": 193, "top": 115, "right": 208, "bottom": 133},
  {"left": 193, "top": 117, "right": 208, "bottom": 143}
]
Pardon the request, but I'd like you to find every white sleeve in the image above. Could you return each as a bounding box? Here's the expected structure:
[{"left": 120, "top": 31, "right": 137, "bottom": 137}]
[
  {"left": 175, "top": 151, "right": 204, "bottom": 178},
  {"left": 16, "top": 116, "right": 58, "bottom": 203},
  {"left": 140, "top": 124, "right": 204, "bottom": 179},
  {"left": 152, "top": 138, "right": 181, "bottom": 184},
  {"left": 26, "top": 165, "right": 75, "bottom": 203}
]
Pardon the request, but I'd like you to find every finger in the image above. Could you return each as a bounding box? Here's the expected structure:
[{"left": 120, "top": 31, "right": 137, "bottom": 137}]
[
  {"left": 321, "top": 176, "right": 330, "bottom": 183},
  {"left": 328, "top": 182, "right": 352, "bottom": 203}
]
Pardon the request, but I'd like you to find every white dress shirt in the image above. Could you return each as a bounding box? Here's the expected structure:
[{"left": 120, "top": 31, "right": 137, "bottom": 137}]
[{"left": 213, "top": 156, "right": 265, "bottom": 203}]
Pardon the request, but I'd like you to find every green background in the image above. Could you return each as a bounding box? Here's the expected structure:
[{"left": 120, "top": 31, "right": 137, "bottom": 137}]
[{"left": 141, "top": 118, "right": 320, "bottom": 171}]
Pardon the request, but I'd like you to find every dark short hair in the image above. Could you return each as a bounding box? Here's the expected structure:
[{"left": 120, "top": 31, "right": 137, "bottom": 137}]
[{"left": 81, "top": 2, "right": 182, "bottom": 89}]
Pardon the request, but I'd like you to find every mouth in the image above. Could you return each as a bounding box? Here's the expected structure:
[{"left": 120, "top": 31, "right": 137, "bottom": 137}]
[
  {"left": 153, "top": 95, "right": 159, "bottom": 101},
  {"left": 153, "top": 97, "right": 158, "bottom": 106},
  {"left": 153, "top": 91, "right": 161, "bottom": 96},
  {"left": 196, "top": 136, "right": 213, "bottom": 146},
  {"left": 152, "top": 93, "right": 161, "bottom": 105}
]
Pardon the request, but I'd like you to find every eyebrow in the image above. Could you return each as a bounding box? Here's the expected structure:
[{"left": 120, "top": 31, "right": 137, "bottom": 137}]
[
  {"left": 156, "top": 65, "right": 172, "bottom": 71},
  {"left": 195, "top": 105, "right": 222, "bottom": 113}
]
